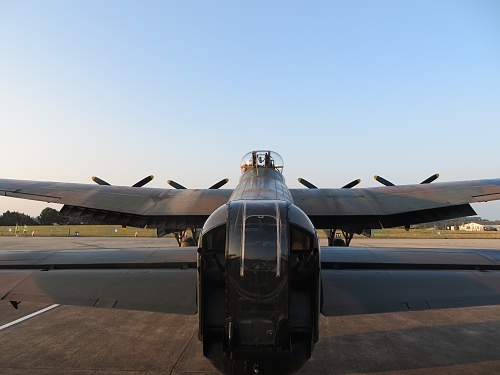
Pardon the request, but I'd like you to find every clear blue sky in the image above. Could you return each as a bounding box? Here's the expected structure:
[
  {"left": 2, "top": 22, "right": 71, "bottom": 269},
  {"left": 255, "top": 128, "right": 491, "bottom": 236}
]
[{"left": 1, "top": 1, "right": 500, "bottom": 218}]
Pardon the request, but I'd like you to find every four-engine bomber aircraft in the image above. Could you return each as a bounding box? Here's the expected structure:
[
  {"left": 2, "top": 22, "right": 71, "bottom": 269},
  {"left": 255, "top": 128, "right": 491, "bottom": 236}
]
[{"left": 2, "top": 150, "right": 500, "bottom": 374}]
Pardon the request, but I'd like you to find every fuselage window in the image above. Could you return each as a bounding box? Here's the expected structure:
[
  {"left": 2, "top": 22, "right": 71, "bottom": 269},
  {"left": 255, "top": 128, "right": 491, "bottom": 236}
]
[{"left": 242, "top": 215, "right": 278, "bottom": 273}]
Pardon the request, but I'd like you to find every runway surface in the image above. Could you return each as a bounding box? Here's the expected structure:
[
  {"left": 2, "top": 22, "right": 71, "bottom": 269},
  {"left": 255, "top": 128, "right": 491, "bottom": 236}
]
[{"left": 2, "top": 237, "right": 500, "bottom": 374}]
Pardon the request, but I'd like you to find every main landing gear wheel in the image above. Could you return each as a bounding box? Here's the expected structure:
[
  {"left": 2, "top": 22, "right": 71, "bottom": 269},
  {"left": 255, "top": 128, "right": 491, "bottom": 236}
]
[
  {"left": 331, "top": 238, "right": 346, "bottom": 247},
  {"left": 174, "top": 228, "right": 199, "bottom": 247}
]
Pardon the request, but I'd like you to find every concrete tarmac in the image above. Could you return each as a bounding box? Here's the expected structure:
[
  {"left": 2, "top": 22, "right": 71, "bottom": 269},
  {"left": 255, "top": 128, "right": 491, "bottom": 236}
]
[{"left": 2, "top": 237, "right": 500, "bottom": 375}]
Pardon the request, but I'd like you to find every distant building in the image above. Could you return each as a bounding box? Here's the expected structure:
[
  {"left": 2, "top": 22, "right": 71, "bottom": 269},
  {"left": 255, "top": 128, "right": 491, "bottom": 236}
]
[{"left": 459, "top": 222, "right": 485, "bottom": 231}]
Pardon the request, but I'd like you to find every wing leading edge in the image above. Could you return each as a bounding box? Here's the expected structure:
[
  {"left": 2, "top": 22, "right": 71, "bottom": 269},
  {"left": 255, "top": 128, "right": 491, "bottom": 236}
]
[
  {"left": 0, "top": 247, "right": 197, "bottom": 314},
  {"left": 291, "top": 178, "right": 500, "bottom": 231},
  {"left": 321, "top": 246, "right": 500, "bottom": 316},
  {"left": 0, "top": 178, "right": 233, "bottom": 234}
]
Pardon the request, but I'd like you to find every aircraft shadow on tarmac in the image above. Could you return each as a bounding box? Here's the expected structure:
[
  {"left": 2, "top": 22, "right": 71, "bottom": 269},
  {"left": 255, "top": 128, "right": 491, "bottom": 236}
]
[{"left": 302, "top": 319, "right": 500, "bottom": 374}]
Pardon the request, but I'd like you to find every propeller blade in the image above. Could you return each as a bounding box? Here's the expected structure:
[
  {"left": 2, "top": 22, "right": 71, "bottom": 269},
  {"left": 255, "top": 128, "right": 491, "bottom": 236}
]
[
  {"left": 91, "top": 176, "right": 111, "bottom": 186},
  {"left": 167, "top": 180, "right": 187, "bottom": 189},
  {"left": 208, "top": 178, "right": 229, "bottom": 189},
  {"left": 374, "top": 175, "right": 395, "bottom": 187},
  {"left": 298, "top": 178, "right": 318, "bottom": 189},
  {"left": 132, "top": 175, "right": 154, "bottom": 187},
  {"left": 342, "top": 179, "right": 361, "bottom": 189},
  {"left": 420, "top": 173, "right": 439, "bottom": 184}
]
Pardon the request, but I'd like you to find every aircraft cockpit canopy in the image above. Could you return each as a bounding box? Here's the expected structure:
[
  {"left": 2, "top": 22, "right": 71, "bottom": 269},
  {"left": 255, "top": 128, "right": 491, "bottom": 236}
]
[{"left": 240, "top": 151, "right": 284, "bottom": 174}]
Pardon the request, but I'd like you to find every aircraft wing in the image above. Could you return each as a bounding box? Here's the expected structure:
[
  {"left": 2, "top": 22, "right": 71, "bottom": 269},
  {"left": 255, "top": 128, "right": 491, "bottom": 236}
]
[
  {"left": 290, "top": 178, "right": 500, "bottom": 231},
  {"left": 321, "top": 246, "right": 500, "bottom": 316},
  {"left": 0, "top": 178, "right": 232, "bottom": 234},
  {"left": 0, "top": 247, "right": 197, "bottom": 314}
]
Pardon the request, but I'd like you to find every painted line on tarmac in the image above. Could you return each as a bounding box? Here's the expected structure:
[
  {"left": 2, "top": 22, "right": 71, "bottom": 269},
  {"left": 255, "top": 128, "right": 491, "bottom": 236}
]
[{"left": 0, "top": 304, "right": 60, "bottom": 331}]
